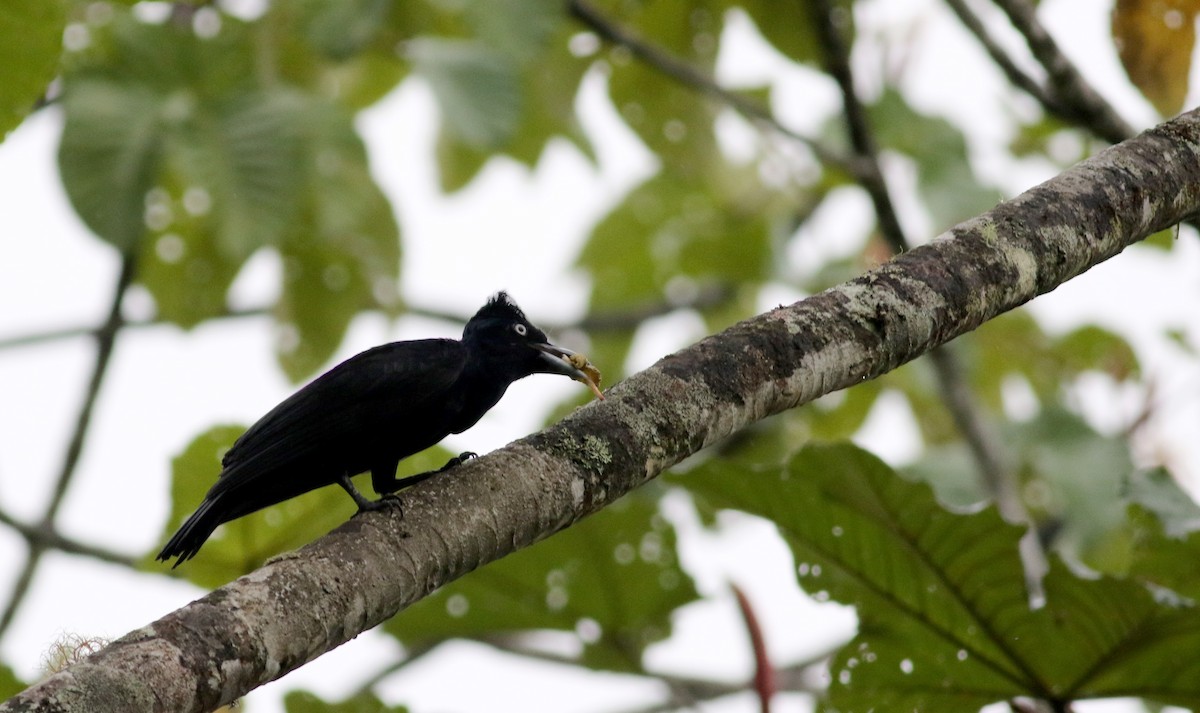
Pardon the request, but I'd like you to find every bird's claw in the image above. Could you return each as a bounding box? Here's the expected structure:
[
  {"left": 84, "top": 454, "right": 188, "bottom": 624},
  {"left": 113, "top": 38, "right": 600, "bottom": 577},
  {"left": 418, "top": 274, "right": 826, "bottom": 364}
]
[{"left": 441, "top": 451, "right": 477, "bottom": 471}]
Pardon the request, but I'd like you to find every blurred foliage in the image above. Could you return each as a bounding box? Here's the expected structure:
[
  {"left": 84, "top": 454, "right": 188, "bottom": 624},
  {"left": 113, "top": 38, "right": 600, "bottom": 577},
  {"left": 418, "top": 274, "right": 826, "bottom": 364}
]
[
  {"left": 0, "top": 0, "right": 64, "bottom": 140},
  {"left": 385, "top": 494, "right": 697, "bottom": 672},
  {"left": 0, "top": 664, "right": 23, "bottom": 700},
  {"left": 688, "top": 443, "right": 1200, "bottom": 711},
  {"left": 0, "top": 0, "right": 1195, "bottom": 711}
]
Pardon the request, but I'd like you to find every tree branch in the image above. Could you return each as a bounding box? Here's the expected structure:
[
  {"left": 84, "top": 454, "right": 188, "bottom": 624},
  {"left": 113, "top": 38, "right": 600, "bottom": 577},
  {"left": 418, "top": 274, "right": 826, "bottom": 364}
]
[
  {"left": 987, "top": 0, "right": 1136, "bottom": 143},
  {"left": 942, "top": 0, "right": 1072, "bottom": 118},
  {"left": 0, "top": 506, "right": 135, "bottom": 568},
  {"left": 6, "top": 110, "right": 1200, "bottom": 712},
  {"left": 0, "top": 255, "right": 135, "bottom": 640}
]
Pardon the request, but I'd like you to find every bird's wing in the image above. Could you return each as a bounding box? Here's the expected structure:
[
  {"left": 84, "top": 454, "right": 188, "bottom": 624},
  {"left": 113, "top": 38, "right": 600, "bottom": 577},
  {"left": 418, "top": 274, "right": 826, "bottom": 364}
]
[{"left": 211, "top": 338, "right": 467, "bottom": 494}]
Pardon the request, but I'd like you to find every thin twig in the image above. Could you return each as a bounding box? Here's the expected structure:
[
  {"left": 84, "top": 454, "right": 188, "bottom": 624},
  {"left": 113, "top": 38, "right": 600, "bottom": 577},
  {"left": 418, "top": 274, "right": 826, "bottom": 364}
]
[
  {"left": 942, "top": 0, "right": 1072, "bottom": 117},
  {"left": 804, "top": 0, "right": 907, "bottom": 255},
  {"left": 732, "top": 583, "right": 775, "bottom": 713},
  {"left": 0, "top": 506, "right": 136, "bottom": 568},
  {"left": 0, "top": 255, "right": 135, "bottom": 639},
  {"left": 349, "top": 643, "right": 440, "bottom": 697}
]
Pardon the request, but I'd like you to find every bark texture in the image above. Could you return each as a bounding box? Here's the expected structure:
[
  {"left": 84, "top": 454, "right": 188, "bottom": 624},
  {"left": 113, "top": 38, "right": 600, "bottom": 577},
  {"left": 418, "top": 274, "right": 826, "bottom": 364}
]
[{"left": 6, "top": 110, "right": 1200, "bottom": 713}]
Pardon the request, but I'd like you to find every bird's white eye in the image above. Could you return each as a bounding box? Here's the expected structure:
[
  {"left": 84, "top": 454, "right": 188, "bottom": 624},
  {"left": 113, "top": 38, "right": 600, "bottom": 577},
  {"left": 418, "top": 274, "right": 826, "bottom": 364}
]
[{"left": 513, "top": 323, "right": 528, "bottom": 336}]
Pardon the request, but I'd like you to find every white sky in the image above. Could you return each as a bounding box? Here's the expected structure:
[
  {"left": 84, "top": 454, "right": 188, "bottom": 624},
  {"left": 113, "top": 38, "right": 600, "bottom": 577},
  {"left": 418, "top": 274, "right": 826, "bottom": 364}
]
[{"left": 1, "top": 1, "right": 1198, "bottom": 712}]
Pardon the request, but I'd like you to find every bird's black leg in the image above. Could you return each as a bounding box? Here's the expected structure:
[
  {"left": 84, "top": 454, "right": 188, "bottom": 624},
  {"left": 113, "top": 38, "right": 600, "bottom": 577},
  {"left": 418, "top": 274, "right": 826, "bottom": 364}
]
[
  {"left": 371, "top": 451, "right": 477, "bottom": 495},
  {"left": 338, "top": 474, "right": 389, "bottom": 513}
]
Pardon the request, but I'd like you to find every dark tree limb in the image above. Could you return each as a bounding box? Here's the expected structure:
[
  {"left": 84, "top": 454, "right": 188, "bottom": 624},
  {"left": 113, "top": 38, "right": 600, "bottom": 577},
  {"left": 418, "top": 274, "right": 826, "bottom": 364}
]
[{"left": 6, "top": 110, "right": 1200, "bottom": 713}]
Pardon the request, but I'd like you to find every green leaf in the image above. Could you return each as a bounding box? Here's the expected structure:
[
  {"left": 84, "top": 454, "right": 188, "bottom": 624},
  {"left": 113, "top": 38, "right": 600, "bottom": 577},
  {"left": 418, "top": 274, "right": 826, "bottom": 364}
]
[
  {"left": 687, "top": 443, "right": 1200, "bottom": 710},
  {"left": 731, "top": 0, "right": 850, "bottom": 66},
  {"left": 266, "top": 0, "right": 409, "bottom": 109},
  {"left": 579, "top": 171, "right": 774, "bottom": 309},
  {"left": 1008, "top": 408, "right": 1136, "bottom": 569},
  {"left": 807, "top": 379, "right": 883, "bottom": 441},
  {"left": 408, "top": 38, "right": 521, "bottom": 150},
  {"left": 58, "top": 79, "right": 165, "bottom": 252},
  {"left": 603, "top": 0, "right": 721, "bottom": 173},
  {"left": 384, "top": 494, "right": 698, "bottom": 672},
  {"left": 463, "top": 0, "right": 564, "bottom": 63},
  {"left": 1129, "top": 506, "right": 1200, "bottom": 599},
  {"left": 274, "top": 103, "right": 401, "bottom": 381},
  {"left": 0, "top": 0, "right": 64, "bottom": 140},
  {"left": 435, "top": 22, "right": 592, "bottom": 190},
  {"left": 1052, "top": 324, "right": 1140, "bottom": 381},
  {"left": 0, "top": 662, "right": 25, "bottom": 699},
  {"left": 285, "top": 690, "right": 408, "bottom": 713},
  {"left": 61, "top": 10, "right": 401, "bottom": 344}
]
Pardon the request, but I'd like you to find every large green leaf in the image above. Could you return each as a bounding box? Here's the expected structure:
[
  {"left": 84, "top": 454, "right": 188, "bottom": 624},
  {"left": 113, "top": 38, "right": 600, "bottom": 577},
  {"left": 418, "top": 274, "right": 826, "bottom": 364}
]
[
  {"left": 0, "top": 0, "right": 64, "bottom": 140},
  {"left": 1128, "top": 506, "right": 1200, "bottom": 599},
  {"left": 384, "top": 494, "right": 698, "bottom": 672},
  {"left": 435, "top": 21, "right": 592, "bottom": 191},
  {"left": 580, "top": 170, "right": 775, "bottom": 308},
  {"left": 602, "top": 0, "right": 722, "bottom": 173},
  {"left": 58, "top": 78, "right": 166, "bottom": 252},
  {"left": 687, "top": 443, "right": 1200, "bottom": 711},
  {"left": 409, "top": 38, "right": 521, "bottom": 150},
  {"left": 60, "top": 9, "right": 401, "bottom": 355},
  {"left": 265, "top": 0, "right": 409, "bottom": 109},
  {"left": 273, "top": 103, "right": 401, "bottom": 381}
]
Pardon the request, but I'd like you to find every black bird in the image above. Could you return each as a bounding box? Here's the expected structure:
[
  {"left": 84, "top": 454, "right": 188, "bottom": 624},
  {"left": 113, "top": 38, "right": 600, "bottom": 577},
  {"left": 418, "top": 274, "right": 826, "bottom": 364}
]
[{"left": 157, "top": 292, "right": 602, "bottom": 566}]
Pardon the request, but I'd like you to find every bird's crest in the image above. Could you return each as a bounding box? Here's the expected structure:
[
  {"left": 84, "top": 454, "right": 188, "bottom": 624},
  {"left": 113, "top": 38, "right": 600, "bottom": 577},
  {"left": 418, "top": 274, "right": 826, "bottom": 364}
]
[{"left": 471, "top": 291, "right": 527, "bottom": 323}]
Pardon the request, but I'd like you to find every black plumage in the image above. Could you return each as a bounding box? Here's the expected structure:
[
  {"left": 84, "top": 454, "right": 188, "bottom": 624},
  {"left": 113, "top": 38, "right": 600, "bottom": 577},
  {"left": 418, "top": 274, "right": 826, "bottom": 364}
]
[{"left": 157, "top": 292, "right": 601, "bottom": 566}]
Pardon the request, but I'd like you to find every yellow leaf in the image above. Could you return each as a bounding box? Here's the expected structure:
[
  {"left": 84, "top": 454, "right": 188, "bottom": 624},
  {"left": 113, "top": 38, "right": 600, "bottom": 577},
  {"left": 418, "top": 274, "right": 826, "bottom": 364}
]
[{"left": 1112, "top": 0, "right": 1200, "bottom": 116}]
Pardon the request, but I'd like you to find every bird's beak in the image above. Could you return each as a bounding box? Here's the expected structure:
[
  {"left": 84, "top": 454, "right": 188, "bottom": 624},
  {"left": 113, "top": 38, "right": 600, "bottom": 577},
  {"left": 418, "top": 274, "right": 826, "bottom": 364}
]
[{"left": 533, "top": 343, "right": 605, "bottom": 401}]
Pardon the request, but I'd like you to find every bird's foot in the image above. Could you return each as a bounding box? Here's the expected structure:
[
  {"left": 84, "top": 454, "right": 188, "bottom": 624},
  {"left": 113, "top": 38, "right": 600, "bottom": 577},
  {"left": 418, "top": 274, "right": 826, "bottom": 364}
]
[
  {"left": 356, "top": 496, "right": 398, "bottom": 513},
  {"left": 440, "top": 451, "right": 477, "bottom": 472}
]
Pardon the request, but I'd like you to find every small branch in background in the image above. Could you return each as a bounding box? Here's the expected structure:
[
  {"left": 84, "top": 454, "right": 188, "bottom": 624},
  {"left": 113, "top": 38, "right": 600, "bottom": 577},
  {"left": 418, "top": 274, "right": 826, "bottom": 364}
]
[
  {"left": 988, "top": 0, "right": 1135, "bottom": 143},
  {"left": 941, "top": 0, "right": 1073, "bottom": 118},
  {"left": 349, "top": 642, "right": 440, "bottom": 697},
  {"left": 732, "top": 583, "right": 775, "bottom": 713},
  {"left": 567, "top": 0, "right": 860, "bottom": 178},
  {"left": 807, "top": 0, "right": 1047, "bottom": 594},
  {"left": 0, "top": 505, "right": 135, "bottom": 568},
  {"left": 805, "top": 0, "right": 907, "bottom": 255},
  {"left": 0, "top": 254, "right": 136, "bottom": 640}
]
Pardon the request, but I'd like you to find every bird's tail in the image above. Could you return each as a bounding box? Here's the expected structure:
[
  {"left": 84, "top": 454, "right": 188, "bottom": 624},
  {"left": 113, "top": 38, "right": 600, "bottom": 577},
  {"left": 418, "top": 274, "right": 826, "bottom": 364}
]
[{"left": 157, "top": 497, "right": 225, "bottom": 567}]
